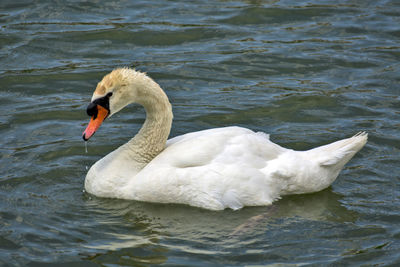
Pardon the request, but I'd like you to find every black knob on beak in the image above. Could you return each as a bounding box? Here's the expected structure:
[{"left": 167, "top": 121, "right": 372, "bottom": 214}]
[{"left": 86, "top": 102, "right": 98, "bottom": 119}]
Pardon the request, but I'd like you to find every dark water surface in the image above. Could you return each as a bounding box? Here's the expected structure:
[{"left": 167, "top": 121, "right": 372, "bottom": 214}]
[{"left": 1, "top": 0, "right": 399, "bottom": 266}]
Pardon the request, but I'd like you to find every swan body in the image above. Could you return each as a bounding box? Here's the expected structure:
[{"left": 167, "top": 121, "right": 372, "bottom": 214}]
[{"left": 83, "top": 68, "right": 367, "bottom": 210}]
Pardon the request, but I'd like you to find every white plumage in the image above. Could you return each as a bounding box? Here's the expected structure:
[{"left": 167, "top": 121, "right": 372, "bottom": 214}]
[{"left": 83, "top": 68, "right": 367, "bottom": 210}]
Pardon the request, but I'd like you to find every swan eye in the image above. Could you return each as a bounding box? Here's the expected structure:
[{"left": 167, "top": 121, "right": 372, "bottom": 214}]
[{"left": 107, "top": 92, "right": 113, "bottom": 97}]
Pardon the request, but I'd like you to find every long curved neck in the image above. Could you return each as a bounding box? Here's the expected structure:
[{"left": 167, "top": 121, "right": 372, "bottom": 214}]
[{"left": 126, "top": 80, "right": 173, "bottom": 166}]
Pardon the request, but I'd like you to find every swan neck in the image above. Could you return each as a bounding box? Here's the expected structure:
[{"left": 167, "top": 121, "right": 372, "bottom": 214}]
[{"left": 128, "top": 83, "right": 173, "bottom": 164}]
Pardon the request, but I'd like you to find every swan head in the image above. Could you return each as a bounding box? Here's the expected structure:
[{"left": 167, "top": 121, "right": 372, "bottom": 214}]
[
  {"left": 82, "top": 68, "right": 143, "bottom": 141},
  {"left": 82, "top": 68, "right": 170, "bottom": 141}
]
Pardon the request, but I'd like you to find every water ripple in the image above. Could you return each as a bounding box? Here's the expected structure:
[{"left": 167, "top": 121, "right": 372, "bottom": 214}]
[{"left": 0, "top": 0, "right": 399, "bottom": 266}]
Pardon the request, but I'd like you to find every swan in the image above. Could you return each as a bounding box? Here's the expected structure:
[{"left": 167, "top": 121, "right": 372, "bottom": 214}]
[{"left": 82, "top": 68, "right": 367, "bottom": 210}]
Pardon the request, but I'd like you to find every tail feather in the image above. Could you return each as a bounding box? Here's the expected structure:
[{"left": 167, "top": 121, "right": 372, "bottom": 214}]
[{"left": 309, "top": 132, "right": 368, "bottom": 168}]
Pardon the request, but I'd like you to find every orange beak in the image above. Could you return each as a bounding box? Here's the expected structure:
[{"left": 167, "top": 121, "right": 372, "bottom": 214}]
[{"left": 82, "top": 105, "right": 109, "bottom": 141}]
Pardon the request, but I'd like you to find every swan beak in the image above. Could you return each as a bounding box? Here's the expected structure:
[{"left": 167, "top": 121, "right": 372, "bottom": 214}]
[{"left": 82, "top": 105, "right": 109, "bottom": 141}]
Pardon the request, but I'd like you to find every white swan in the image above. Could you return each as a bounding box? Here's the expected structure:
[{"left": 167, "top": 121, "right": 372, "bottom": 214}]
[{"left": 82, "top": 68, "right": 367, "bottom": 210}]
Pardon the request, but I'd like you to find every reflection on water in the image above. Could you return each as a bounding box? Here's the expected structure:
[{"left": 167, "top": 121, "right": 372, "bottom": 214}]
[
  {"left": 85, "top": 189, "right": 353, "bottom": 232},
  {"left": 0, "top": 0, "right": 399, "bottom": 265},
  {"left": 81, "top": 188, "right": 356, "bottom": 264}
]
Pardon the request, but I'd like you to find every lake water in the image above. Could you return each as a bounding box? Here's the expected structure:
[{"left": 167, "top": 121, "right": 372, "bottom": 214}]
[{"left": 1, "top": 0, "right": 399, "bottom": 266}]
